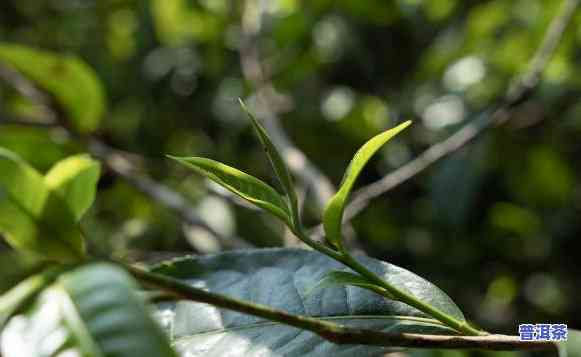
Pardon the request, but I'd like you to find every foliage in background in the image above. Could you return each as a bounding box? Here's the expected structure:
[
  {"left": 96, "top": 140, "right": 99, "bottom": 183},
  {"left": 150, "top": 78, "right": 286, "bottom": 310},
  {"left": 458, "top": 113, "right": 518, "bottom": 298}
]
[{"left": 0, "top": 0, "right": 581, "bottom": 356}]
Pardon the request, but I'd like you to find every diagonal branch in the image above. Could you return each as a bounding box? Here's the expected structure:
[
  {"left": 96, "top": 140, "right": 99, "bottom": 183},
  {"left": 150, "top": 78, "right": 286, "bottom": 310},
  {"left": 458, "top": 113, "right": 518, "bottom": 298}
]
[
  {"left": 341, "top": 0, "right": 580, "bottom": 223},
  {"left": 0, "top": 65, "right": 252, "bottom": 251},
  {"left": 86, "top": 139, "right": 252, "bottom": 250},
  {"left": 129, "top": 264, "right": 558, "bottom": 352}
]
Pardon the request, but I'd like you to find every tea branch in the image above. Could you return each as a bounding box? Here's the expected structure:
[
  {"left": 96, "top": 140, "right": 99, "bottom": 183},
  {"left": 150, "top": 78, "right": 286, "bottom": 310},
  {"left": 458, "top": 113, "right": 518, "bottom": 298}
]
[
  {"left": 128, "top": 264, "right": 558, "bottom": 352},
  {"left": 342, "top": 0, "right": 580, "bottom": 223}
]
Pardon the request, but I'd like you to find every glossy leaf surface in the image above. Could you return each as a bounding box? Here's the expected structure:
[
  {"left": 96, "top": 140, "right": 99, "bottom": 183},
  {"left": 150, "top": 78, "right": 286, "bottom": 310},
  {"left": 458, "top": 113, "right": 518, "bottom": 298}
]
[{"left": 152, "top": 248, "right": 463, "bottom": 357}]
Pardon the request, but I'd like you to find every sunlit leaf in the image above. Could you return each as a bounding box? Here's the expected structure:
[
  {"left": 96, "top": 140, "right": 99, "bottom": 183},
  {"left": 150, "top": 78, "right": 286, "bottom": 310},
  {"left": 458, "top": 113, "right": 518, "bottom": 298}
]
[
  {"left": 323, "top": 121, "right": 411, "bottom": 249},
  {"left": 239, "top": 99, "right": 300, "bottom": 225},
  {"left": 306, "top": 270, "right": 393, "bottom": 298},
  {"left": 0, "top": 148, "right": 85, "bottom": 262},
  {"left": 0, "top": 43, "right": 105, "bottom": 133},
  {"left": 1, "top": 263, "right": 177, "bottom": 357},
  {"left": 44, "top": 154, "right": 101, "bottom": 221},
  {"left": 168, "top": 156, "right": 292, "bottom": 225}
]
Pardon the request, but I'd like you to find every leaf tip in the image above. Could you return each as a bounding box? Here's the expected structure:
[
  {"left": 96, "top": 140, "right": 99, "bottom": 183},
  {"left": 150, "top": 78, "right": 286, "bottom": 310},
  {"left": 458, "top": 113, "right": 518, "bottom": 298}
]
[
  {"left": 165, "top": 154, "right": 184, "bottom": 163},
  {"left": 238, "top": 97, "right": 248, "bottom": 112},
  {"left": 397, "top": 120, "right": 412, "bottom": 130}
]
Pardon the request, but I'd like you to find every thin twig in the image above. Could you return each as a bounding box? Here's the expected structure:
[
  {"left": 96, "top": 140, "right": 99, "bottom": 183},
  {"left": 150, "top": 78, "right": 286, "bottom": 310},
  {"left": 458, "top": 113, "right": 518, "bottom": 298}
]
[
  {"left": 87, "top": 139, "right": 252, "bottom": 250},
  {"left": 339, "top": 0, "right": 580, "bottom": 224},
  {"left": 128, "top": 264, "right": 557, "bottom": 352},
  {"left": 0, "top": 114, "right": 56, "bottom": 129},
  {"left": 0, "top": 65, "right": 56, "bottom": 121},
  {"left": 0, "top": 65, "right": 252, "bottom": 251}
]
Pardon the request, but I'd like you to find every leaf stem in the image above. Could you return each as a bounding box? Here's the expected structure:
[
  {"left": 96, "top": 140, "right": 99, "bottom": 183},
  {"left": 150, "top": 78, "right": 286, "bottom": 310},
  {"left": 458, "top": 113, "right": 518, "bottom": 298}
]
[
  {"left": 293, "top": 227, "right": 484, "bottom": 336},
  {"left": 338, "top": 253, "right": 485, "bottom": 336}
]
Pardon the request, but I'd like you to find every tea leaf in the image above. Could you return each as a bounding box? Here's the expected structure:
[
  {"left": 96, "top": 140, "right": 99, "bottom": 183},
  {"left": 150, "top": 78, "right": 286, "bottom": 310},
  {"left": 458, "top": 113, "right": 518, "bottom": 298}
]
[
  {"left": 323, "top": 121, "right": 411, "bottom": 249},
  {"left": 0, "top": 148, "right": 85, "bottom": 262},
  {"left": 0, "top": 43, "right": 105, "bottom": 133},
  {"left": 45, "top": 154, "right": 101, "bottom": 221},
  {"left": 240, "top": 99, "right": 300, "bottom": 225},
  {"left": 169, "top": 156, "right": 292, "bottom": 225}
]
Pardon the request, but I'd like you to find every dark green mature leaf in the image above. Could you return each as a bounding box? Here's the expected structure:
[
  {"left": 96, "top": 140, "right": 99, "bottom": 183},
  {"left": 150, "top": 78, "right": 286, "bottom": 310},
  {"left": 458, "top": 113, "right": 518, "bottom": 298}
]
[
  {"left": 0, "top": 43, "right": 105, "bottom": 133},
  {"left": 1, "top": 263, "right": 176, "bottom": 357},
  {"left": 306, "top": 270, "right": 393, "bottom": 298},
  {"left": 239, "top": 99, "right": 300, "bottom": 225},
  {"left": 45, "top": 154, "right": 101, "bottom": 221},
  {"left": 168, "top": 155, "right": 292, "bottom": 225},
  {"left": 323, "top": 121, "right": 411, "bottom": 249},
  {"left": 151, "top": 248, "right": 463, "bottom": 357},
  {"left": 0, "top": 148, "right": 85, "bottom": 262}
]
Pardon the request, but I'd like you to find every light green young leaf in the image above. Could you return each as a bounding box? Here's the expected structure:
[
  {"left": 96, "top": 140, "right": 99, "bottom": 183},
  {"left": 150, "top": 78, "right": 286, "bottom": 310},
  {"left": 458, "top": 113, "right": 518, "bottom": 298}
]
[
  {"left": 168, "top": 156, "right": 292, "bottom": 225},
  {"left": 323, "top": 121, "right": 411, "bottom": 249},
  {"left": 1, "top": 263, "right": 177, "bottom": 357},
  {"left": 306, "top": 270, "right": 394, "bottom": 299},
  {"left": 0, "top": 43, "right": 105, "bottom": 133},
  {"left": 45, "top": 154, "right": 101, "bottom": 221},
  {"left": 0, "top": 148, "right": 85, "bottom": 262},
  {"left": 239, "top": 99, "right": 300, "bottom": 225}
]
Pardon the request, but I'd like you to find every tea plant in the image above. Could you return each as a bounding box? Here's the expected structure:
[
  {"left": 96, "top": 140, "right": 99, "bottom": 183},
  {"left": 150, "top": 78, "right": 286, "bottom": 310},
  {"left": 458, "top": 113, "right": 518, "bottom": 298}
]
[
  {"left": 0, "top": 101, "right": 576, "bottom": 356},
  {"left": 0, "top": 0, "right": 580, "bottom": 351},
  {"left": 170, "top": 100, "right": 481, "bottom": 336}
]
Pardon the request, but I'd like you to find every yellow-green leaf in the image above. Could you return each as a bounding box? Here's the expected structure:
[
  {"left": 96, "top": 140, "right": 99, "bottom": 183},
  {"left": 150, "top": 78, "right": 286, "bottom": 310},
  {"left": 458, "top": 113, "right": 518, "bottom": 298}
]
[
  {"left": 0, "top": 148, "right": 85, "bottom": 262},
  {"left": 323, "top": 121, "right": 411, "bottom": 249},
  {"left": 45, "top": 154, "right": 101, "bottom": 221},
  {"left": 0, "top": 43, "right": 105, "bottom": 133},
  {"left": 168, "top": 155, "right": 292, "bottom": 225}
]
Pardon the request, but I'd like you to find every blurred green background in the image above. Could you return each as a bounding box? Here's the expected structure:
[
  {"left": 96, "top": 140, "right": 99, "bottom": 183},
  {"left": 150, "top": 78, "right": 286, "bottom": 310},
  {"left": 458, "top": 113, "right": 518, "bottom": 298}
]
[{"left": 0, "top": 0, "right": 580, "bottom": 355}]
